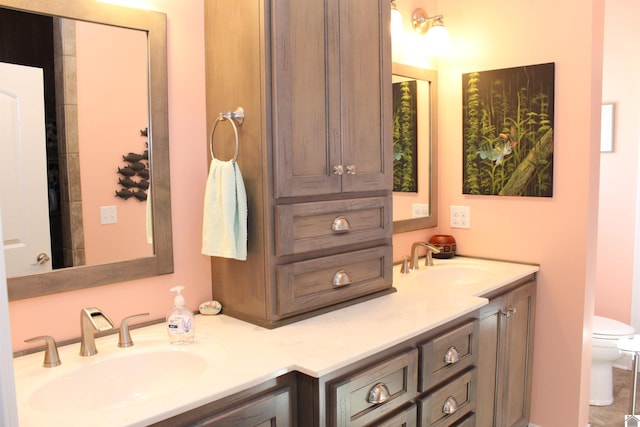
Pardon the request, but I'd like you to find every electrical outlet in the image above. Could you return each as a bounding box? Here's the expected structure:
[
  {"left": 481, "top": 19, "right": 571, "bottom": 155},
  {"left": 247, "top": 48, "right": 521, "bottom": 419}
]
[
  {"left": 100, "top": 205, "right": 118, "bottom": 225},
  {"left": 450, "top": 205, "right": 471, "bottom": 229},
  {"left": 412, "top": 203, "right": 429, "bottom": 218}
]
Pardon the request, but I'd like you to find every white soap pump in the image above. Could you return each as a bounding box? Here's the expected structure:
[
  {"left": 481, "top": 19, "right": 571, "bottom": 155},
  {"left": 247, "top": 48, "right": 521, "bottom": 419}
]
[{"left": 167, "top": 286, "right": 195, "bottom": 344}]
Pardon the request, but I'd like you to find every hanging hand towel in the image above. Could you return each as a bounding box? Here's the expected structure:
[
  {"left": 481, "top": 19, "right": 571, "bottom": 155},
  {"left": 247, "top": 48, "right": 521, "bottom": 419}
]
[{"left": 202, "top": 158, "right": 247, "bottom": 260}]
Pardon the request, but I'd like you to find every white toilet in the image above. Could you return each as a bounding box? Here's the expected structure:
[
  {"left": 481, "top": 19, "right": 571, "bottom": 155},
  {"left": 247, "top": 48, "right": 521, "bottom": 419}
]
[{"left": 590, "top": 315, "right": 635, "bottom": 406}]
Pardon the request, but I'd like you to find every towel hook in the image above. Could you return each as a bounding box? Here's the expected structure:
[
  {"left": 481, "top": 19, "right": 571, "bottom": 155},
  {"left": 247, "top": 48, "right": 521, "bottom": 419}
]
[{"left": 209, "top": 107, "right": 244, "bottom": 162}]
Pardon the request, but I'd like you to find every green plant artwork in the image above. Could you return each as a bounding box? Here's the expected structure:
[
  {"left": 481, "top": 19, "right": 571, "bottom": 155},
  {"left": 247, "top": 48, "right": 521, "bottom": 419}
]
[
  {"left": 463, "top": 63, "right": 555, "bottom": 197},
  {"left": 393, "top": 79, "right": 418, "bottom": 193}
]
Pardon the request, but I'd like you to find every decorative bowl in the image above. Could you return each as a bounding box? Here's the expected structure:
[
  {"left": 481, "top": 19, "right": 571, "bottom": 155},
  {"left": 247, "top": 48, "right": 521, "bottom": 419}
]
[{"left": 428, "top": 235, "right": 457, "bottom": 259}]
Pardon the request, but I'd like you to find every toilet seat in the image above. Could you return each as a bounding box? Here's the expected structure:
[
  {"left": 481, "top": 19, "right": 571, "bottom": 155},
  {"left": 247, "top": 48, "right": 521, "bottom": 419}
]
[{"left": 593, "top": 315, "right": 635, "bottom": 339}]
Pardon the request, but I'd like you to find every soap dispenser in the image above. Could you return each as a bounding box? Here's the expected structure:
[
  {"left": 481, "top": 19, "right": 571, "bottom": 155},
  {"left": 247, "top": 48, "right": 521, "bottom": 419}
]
[{"left": 167, "top": 286, "right": 195, "bottom": 344}]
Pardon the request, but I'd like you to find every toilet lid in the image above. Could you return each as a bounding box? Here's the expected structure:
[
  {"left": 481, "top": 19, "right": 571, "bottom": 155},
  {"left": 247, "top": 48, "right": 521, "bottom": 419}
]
[{"left": 593, "top": 315, "right": 635, "bottom": 337}]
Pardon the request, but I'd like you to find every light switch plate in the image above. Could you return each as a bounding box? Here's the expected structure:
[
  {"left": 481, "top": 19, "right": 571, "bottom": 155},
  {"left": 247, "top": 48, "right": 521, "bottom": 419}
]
[
  {"left": 100, "top": 205, "right": 118, "bottom": 225},
  {"left": 450, "top": 205, "right": 470, "bottom": 229},
  {"left": 412, "top": 203, "right": 429, "bottom": 218}
]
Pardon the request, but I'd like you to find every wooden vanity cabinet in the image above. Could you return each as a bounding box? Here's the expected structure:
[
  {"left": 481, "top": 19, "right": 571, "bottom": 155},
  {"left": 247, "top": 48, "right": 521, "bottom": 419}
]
[
  {"left": 150, "top": 373, "right": 296, "bottom": 427},
  {"left": 298, "top": 314, "right": 479, "bottom": 427},
  {"left": 476, "top": 279, "right": 536, "bottom": 427},
  {"left": 204, "top": 0, "right": 393, "bottom": 328}
]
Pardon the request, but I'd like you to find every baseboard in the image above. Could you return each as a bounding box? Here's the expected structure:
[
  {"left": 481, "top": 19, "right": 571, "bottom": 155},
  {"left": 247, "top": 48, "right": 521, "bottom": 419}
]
[{"left": 614, "top": 353, "right": 634, "bottom": 370}]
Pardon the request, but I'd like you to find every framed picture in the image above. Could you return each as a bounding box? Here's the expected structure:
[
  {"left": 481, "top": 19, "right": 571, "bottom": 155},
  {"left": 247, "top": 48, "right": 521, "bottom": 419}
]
[
  {"left": 392, "top": 78, "right": 418, "bottom": 193},
  {"left": 462, "top": 63, "right": 555, "bottom": 197},
  {"left": 601, "top": 103, "right": 614, "bottom": 153}
]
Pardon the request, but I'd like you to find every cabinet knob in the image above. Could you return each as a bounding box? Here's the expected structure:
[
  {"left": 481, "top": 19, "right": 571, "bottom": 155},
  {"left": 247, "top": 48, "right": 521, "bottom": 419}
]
[
  {"left": 500, "top": 306, "right": 517, "bottom": 318},
  {"left": 332, "top": 270, "right": 352, "bottom": 287},
  {"left": 333, "top": 165, "right": 344, "bottom": 175},
  {"left": 32, "top": 252, "right": 50, "bottom": 265},
  {"left": 331, "top": 216, "right": 352, "bottom": 233},
  {"left": 346, "top": 164, "right": 357, "bottom": 175},
  {"left": 442, "top": 396, "right": 459, "bottom": 415},
  {"left": 367, "top": 382, "right": 391, "bottom": 404},
  {"left": 444, "top": 346, "right": 461, "bottom": 365}
]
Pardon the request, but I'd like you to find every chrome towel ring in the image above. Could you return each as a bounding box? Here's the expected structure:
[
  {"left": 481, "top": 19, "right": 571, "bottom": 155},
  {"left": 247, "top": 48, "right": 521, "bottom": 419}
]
[{"left": 209, "top": 107, "right": 245, "bottom": 162}]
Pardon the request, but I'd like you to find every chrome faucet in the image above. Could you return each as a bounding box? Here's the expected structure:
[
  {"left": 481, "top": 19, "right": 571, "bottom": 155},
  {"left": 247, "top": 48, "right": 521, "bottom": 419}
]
[
  {"left": 410, "top": 241, "right": 441, "bottom": 269},
  {"left": 80, "top": 307, "right": 114, "bottom": 357}
]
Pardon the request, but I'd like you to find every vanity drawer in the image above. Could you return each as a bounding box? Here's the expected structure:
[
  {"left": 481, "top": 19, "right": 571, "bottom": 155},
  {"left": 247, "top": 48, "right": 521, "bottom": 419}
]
[
  {"left": 276, "top": 245, "right": 392, "bottom": 317},
  {"left": 329, "top": 349, "right": 418, "bottom": 427},
  {"left": 275, "top": 196, "right": 391, "bottom": 256},
  {"left": 418, "top": 368, "right": 476, "bottom": 427},
  {"left": 375, "top": 403, "right": 417, "bottom": 427},
  {"left": 419, "top": 320, "right": 478, "bottom": 392}
]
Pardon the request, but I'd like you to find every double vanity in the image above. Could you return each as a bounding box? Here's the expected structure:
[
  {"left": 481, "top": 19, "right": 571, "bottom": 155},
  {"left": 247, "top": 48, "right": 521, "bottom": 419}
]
[{"left": 13, "top": 257, "right": 538, "bottom": 426}]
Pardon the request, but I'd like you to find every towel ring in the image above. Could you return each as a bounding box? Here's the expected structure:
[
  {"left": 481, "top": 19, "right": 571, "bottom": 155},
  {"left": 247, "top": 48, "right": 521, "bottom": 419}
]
[{"left": 209, "top": 107, "right": 245, "bottom": 162}]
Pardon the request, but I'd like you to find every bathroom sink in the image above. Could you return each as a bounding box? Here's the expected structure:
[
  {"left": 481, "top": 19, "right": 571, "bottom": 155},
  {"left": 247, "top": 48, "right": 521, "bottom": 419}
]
[
  {"left": 414, "top": 263, "right": 495, "bottom": 286},
  {"left": 28, "top": 350, "right": 208, "bottom": 412}
]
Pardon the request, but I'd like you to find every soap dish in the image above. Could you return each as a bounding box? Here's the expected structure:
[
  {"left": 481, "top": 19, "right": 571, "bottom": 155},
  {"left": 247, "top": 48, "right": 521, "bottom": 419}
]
[{"left": 199, "top": 300, "right": 222, "bottom": 315}]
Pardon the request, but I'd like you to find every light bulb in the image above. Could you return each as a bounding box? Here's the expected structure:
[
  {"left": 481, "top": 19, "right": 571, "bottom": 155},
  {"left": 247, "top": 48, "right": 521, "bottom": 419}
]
[
  {"left": 425, "top": 23, "right": 451, "bottom": 56},
  {"left": 390, "top": 3, "right": 404, "bottom": 41}
]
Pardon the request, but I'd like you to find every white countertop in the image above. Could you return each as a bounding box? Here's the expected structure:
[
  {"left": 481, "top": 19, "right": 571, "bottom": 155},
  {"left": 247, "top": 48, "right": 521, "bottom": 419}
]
[{"left": 13, "top": 256, "right": 538, "bottom": 426}]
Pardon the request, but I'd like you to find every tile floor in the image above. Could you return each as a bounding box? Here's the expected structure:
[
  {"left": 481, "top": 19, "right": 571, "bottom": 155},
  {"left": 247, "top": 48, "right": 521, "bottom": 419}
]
[{"left": 590, "top": 368, "right": 639, "bottom": 427}]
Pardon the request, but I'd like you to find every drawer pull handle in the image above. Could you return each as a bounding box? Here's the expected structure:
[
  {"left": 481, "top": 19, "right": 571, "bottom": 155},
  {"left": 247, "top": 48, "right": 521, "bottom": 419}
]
[
  {"left": 333, "top": 165, "right": 344, "bottom": 175},
  {"left": 444, "top": 346, "right": 460, "bottom": 364},
  {"left": 332, "top": 270, "right": 352, "bottom": 287},
  {"left": 346, "top": 164, "right": 357, "bottom": 175},
  {"left": 331, "top": 216, "right": 352, "bottom": 233},
  {"left": 367, "top": 382, "right": 391, "bottom": 404},
  {"left": 442, "top": 396, "right": 459, "bottom": 415}
]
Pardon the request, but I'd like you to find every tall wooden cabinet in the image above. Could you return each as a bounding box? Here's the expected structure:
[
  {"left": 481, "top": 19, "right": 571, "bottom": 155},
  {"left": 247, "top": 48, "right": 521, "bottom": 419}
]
[{"left": 204, "top": 0, "right": 393, "bottom": 328}]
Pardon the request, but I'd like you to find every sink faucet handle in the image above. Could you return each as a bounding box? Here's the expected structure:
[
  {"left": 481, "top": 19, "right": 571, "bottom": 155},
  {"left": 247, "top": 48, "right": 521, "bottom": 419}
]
[
  {"left": 24, "top": 335, "right": 61, "bottom": 368},
  {"left": 400, "top": 256, "right": 410, "bottom": 274},
  {"left": 118, "top": 312, "right": 150, "bottom": 348},
  {"left": 424, "top": 243, "right": 441, "bottom": 266}
]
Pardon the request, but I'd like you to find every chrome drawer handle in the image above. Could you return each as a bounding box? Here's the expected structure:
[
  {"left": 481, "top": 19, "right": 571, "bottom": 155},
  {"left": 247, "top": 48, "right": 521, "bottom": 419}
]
[
  {"left": 332, "top": 270, "right": 352, "bottom": 287},
  {"left": 367, "top": 382, "right": 391, "bottom": 404},
  {"left": 331, "top": 216, "right": 352, "bottom": 233},
  {"left": 346, "top": 164, "right": 357, "bottom": 175},
  {"left": 333, "top": 165, "right": 344, "bottom": 175},
  {"left": 444, "top": 346, "right": 460, "bottom": 365},
  {"left": 442, "top": 396, "right": 458, "bottom": 415}
]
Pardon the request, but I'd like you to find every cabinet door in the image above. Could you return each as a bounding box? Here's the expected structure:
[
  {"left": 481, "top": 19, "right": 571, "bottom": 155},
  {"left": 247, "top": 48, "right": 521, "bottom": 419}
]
[
  {"left": 272, "top": 0, "right": 391, "bottom": 198},
  {"left": 477, "top": 281, "right": 536, "bottom": 427},
  {"left": 497, "top": 282, "right": 535, "bottom": 427},
  {"left": 272, "top": 0, "right": 340, "bottom": 197},
  {"left": 194, "top": 386, "right": 292, "bottom": 427},
  {"left": 336, "top": 0, "right": 391, "bottom": 194}
]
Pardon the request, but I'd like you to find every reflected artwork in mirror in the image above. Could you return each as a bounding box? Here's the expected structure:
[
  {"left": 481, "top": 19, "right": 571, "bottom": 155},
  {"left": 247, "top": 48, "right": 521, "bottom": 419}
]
[
  {"left": 1, "top": 0, "right": 173, "bottom": 301},
  {"left": 392, "top": 63, "right": 438, "bottom": 233}
]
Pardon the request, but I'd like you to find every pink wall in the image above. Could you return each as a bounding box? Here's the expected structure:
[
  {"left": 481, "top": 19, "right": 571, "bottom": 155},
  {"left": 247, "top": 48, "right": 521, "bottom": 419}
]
[
  {"left": 76, "top": 21, "right": 152, "bottom": 265},
  {"left": 9, "top": 0, "right": 211, "bottom": 352},
  {"left": 595, "top": 1, "right": 640, "bottom": 324},
  {"left": 7, "top": 1, "right": 610, "bottom": 426},
  {"left": 434, "top": 1, "right": 604, "bottom": 426}
]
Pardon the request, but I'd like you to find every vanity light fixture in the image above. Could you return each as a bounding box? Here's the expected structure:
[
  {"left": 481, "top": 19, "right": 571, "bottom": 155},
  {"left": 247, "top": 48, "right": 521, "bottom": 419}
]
[
  {"left": 390, "top": 0, "right": 404, "bottom": 41},
  {"left": 411, "top": 8, "right": 451, "bottom": 56}
]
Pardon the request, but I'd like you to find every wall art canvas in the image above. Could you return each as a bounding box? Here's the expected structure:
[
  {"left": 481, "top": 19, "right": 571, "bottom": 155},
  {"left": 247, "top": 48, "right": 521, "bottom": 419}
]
[
  {"left": 463, "top": 62, "right": 555, "bottom": 197},
  {"left": 393, "top": 79, "right": 418, "bottom": 193}
]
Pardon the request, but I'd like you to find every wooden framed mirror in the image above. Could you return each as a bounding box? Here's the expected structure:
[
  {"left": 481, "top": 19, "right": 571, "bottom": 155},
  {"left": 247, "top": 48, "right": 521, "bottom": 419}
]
[
  {"left": 392, "top": 63, "right": 438, "bottom": 233},
  {"left": 2, "top": 0, "right": 173, "bottom": 301}
]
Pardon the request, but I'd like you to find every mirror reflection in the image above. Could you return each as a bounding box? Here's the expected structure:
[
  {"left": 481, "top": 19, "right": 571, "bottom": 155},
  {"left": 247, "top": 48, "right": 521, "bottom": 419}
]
[
  {"left": 392, "top": 63, "right": 438, "bottom": 232},
  {"left": 0, "top": 8, "right": 153, "bottom": 278},
  {"left": 2, "top": 0, "right": 172, "bottom": 302}
]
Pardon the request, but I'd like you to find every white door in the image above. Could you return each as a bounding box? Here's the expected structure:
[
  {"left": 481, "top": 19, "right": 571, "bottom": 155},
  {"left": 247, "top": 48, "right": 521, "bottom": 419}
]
[{"left": 0, "top": 62, "right": 52, "bottom": 277}]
